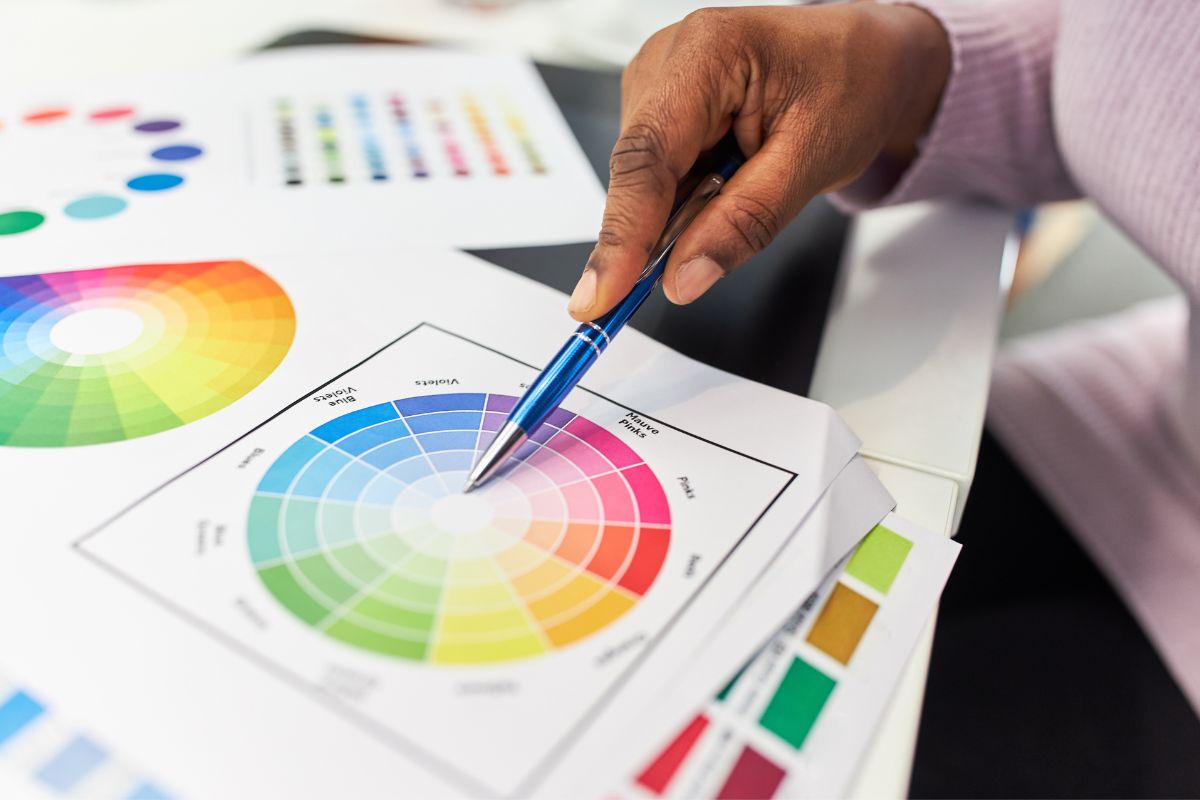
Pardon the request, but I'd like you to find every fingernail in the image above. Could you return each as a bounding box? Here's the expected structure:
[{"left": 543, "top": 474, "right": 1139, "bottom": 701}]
[
  {"left": 673, "top": 256, "right": 724, "bottom": 303},
  {"left": 568, "top": 268, "right": 597, "bottom": 315}
]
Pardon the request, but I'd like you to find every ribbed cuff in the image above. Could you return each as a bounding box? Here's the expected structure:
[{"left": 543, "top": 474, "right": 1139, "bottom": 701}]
[{"left": 833, "top": 0, "right": 1076, "bottom": 212}]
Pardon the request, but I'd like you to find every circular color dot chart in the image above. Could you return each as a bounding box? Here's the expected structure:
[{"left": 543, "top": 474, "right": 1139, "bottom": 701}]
[
  {"left": 0, "top": 104, "right": 203, "bottom": 236},
  {"left": 247, "top": 393, "right": 672, "bottom": 666},
  {"left": 0, "top": 261, "right": 295, "bottom": 447}
]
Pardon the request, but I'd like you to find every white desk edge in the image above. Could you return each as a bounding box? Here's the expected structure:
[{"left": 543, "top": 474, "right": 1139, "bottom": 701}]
[{"left": 810, "top": 201, "right": 1015, "bottom": 798}]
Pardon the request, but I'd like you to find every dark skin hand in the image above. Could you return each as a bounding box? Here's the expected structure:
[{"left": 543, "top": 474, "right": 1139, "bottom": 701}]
[{"left": 567, "top": 1, "right": 951, "bottom": 320}]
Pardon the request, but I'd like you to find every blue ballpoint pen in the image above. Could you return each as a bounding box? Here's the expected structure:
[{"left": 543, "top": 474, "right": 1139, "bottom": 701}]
[{"left": 463, "top": 153, "right": 743, "bottom": 492}]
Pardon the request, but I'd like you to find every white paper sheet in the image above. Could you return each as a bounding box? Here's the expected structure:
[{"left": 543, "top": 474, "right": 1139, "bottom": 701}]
[
  {"left": 0, "top": 46, "right": 606, "bottom": 263},
  {"left": 0, "top": 245, "right": 874, "bottom": 797},
  {"left": 617, "top": 513, "right": 960, "bottom": 799},
  {"left": 536, "top": 456, "right": 893, "bottom": 795}
]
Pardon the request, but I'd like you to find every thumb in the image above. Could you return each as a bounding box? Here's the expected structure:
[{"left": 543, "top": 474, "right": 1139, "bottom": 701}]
[
  {"left": 568, "top": 120, "right": 698, "bottom": 321},
  {"left": 663, "top": 137, "right": 813, "bottom": 304}
]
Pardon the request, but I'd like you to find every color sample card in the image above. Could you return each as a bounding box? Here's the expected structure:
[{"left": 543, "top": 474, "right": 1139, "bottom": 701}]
[
  {"left": 0, "top": 247, "right": 867, "bottom": 798},
  {"left": 236, "top": 48, "right": 604, "bottom": 251},
  {"left": 0, "top": 47, "right": 606, "bottom": 263},
  {"left": 0, "top": 674, "right": 170, "bottom": 799},
  {"left": 0, "top": 102, "right": 205, "bottom": 240},
  {"left": 267, "top": 90, "right": 547, "bottom": 187},
  {"left": 625, "top": 515, "right": 960, "bottom": 799},
  {"left": 77, "top": 323, "right": 810, "bottom": 796},
  {"left": 0, "top": 261, "right": 294, "bottom": 447}
]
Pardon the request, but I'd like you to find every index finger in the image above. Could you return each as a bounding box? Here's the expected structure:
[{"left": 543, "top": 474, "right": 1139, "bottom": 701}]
[{"left": 568, "top": 69, "right": 743, "bottom": 320}]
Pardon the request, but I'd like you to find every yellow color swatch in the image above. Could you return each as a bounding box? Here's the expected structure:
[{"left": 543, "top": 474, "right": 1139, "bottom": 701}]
[{"left": 806, "top": 583, "right": 878, "bottom": 664}]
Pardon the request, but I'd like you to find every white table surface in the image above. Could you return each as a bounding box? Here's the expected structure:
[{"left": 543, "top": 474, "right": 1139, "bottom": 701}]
[{"left": 0, "top": 0, "right": 1014, "bottom": 795}]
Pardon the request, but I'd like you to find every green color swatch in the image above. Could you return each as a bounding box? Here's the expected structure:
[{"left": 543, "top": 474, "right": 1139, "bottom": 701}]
[
  {"left": 846, "top": 525, "right": 913, "bottom": 594},
  {"left": 0, "top": 210, "right": 45, "bottom": 236},
  {"left": 716, "top": 663, "right": 748, "bottom": 703},
  {"left": 758, "top": 656, "right": 836, "bottom": 749}
]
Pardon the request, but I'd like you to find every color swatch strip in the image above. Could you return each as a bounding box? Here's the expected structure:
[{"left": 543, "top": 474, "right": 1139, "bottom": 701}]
[
  {"left": 633, "top": 524, "right": 917, "bottom": 798},
  {"left": 314, "top": 104, "right": 345, "bottom": 184},
  {"left": 268, "top": 91, "right": 552, "bottom": 185},
  {"left": 461, "top": 94, "right": 509, "bottom": 175},
  {"left": 275, "top": 99, "right": 303, "bottom": 186},
  {"left": 248, "top": 392, "right": 670, "bottom": 665},
  {"left": 388, "top": 93, "right": 429, "bottom": 178},
  {"left": 352, "top": 94, "right": 388, "bottom": 181},
  {"left": 503, "top": 102, "right": 547, "bottom": 174},
  {"left": 0, "top": 676, "right": 171, "bottom": 799},
  {"left": 429, "top": 99, "right": 470, "bottom": 177}
]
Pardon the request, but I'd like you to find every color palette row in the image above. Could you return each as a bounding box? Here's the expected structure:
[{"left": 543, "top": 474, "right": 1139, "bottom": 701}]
[
  {"left": 9, "top": 106, "right": 153, "bottom": 127},
  {"left": 0, "top": 261, "right": 295, "bottom": 447},
  {"left": 0, "top": 678, "right": 170, "bottom": 798},
  {"left": 249, "top": 393, "right": 670, "bottom": 665},
  {"left": 634, "top": 524, "right": 915, "bottom": 798},
  {"left": 0, "top": 105, "right": 202, "bottom": 236},
  {"left": 271, "top": 92, "right": 547, "bottom": 186}
]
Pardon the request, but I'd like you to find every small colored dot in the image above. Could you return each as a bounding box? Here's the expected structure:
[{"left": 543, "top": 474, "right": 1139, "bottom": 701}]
[
  {"left": 23, "top": 108, "right": 70, "bottom": 124},
  {"left": 89, "top": 106, "right": 135, "bottom": 122},
  {"left": 0, "top": 210, "right": 46, "bottom": 236},
  {"left": 134, "top": 119, "right": 181, "bottom": 133},
  {"left": 64, "top": 194, "right": 128, "bottom": 219},
  {"left": 126, "top": 173, "right": 184, "bottom": 192},
  {"left": 150, "top": 144, "right": 203, "bottom": 161}
]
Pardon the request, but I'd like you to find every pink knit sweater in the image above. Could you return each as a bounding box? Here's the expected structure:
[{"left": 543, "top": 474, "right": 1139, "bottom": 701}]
[{"left": 840, "top": 0, "right": 1200, "bottom": 710}]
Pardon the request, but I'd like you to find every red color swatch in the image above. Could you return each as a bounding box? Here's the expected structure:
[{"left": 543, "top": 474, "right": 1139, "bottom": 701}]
[
  {"left": 716, "top": 745, "right": 787, "bottom": 799},
  {"left": 635, "top": 713, "right": 710, "bottom": 795}
]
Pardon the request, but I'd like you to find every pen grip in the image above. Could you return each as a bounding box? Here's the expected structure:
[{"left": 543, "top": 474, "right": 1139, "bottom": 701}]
[
  {"left": 591, "top": 170, "right": 728, "bottom": 344},
  {"left": 507, "top": 166, "right": 735, "bottom": 434}
]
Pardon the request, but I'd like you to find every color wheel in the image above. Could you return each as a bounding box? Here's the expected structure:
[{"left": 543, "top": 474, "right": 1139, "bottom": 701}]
[
  {"left": 0, "top": 261, "right": 295, "bottom": 447},
  {"left": 248, "top": 393, "right": 672, "bottom": 665}
]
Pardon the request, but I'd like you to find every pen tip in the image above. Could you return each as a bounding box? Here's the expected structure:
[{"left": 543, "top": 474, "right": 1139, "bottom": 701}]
[{"left": 462, "top": 478, "right": 476, "bottom": 494}]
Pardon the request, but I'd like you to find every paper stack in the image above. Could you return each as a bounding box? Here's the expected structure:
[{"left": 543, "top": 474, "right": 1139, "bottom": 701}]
[{"left": 0, "top": 47, "right": 958, "bottom": 799}]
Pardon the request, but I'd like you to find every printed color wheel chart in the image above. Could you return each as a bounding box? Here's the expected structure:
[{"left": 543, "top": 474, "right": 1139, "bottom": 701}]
[
  {"left": 248, "top": 393, "right": 672, "bottom": 665},
  {"left": 0, "top": 261, "right": 295, "bottom": 447}
]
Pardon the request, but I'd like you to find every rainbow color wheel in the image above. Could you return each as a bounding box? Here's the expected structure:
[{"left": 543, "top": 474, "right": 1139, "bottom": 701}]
[
  {"left": 248, "top": 393, "right": 672, "bottom": 665},
  {"left": 0, "top": 261, "right": 295, "bottom": 447}
]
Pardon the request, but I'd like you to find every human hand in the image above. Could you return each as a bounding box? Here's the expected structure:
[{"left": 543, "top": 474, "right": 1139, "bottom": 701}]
[{"left": 568, "top": 2, "right": 950, "bottom": 320}]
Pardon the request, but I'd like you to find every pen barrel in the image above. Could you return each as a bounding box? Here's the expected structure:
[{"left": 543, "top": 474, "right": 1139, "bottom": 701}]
[
  {"left": 508, "top": 333, "right": 600, "bottom": 434},
  {"left": 592, "top": 260, "right": 663, "bottom": 337},
  {"left": 508, "top": 249, "right": 667, "bottom": 436},
  {"left": 472, "top": 158, "right": 743, "bottom": 487}
]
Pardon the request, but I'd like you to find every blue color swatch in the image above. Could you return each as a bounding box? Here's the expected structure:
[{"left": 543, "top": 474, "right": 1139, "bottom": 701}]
[
  {"left": 0, "top": 690, "right": 44, "bottom": 747},
  {"left": 126, "top": 173, "right": 185, "bottom": 192},
  {"left": 150, "top": 145, "right": 203, "bottom": 161},
  {"left": 35, "top": 735, "right": 108, "bottom": 792},
  {"left": 63, "top": 194, "right": 128, "bottom": 219}
]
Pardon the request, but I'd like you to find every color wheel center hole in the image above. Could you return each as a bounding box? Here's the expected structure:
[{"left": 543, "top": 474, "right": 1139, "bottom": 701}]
[
  {"left": 49, "top": 308, "right": 144, "bottom": 355},
  {"left": 428, "top": 493, "right": 495, "bottom": 534}
]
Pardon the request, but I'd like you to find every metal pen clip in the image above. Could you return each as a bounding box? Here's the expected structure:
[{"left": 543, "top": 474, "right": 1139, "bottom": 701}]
[{"left": 636, "top": 174, "right": 726, "bottom": 281}]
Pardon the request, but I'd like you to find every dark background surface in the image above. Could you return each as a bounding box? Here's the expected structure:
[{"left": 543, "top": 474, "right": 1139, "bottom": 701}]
[
  {"left": 910, "top": 432, "right": 1200, "bottom": 799},
  {"left": 263, "top": 32, "right": 1200, "bottom": 800}
]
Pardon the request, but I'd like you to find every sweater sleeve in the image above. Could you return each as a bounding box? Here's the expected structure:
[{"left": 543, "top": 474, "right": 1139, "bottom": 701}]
[{"left": 833, "top": 0, "right": 1081, "bottom": 211}]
